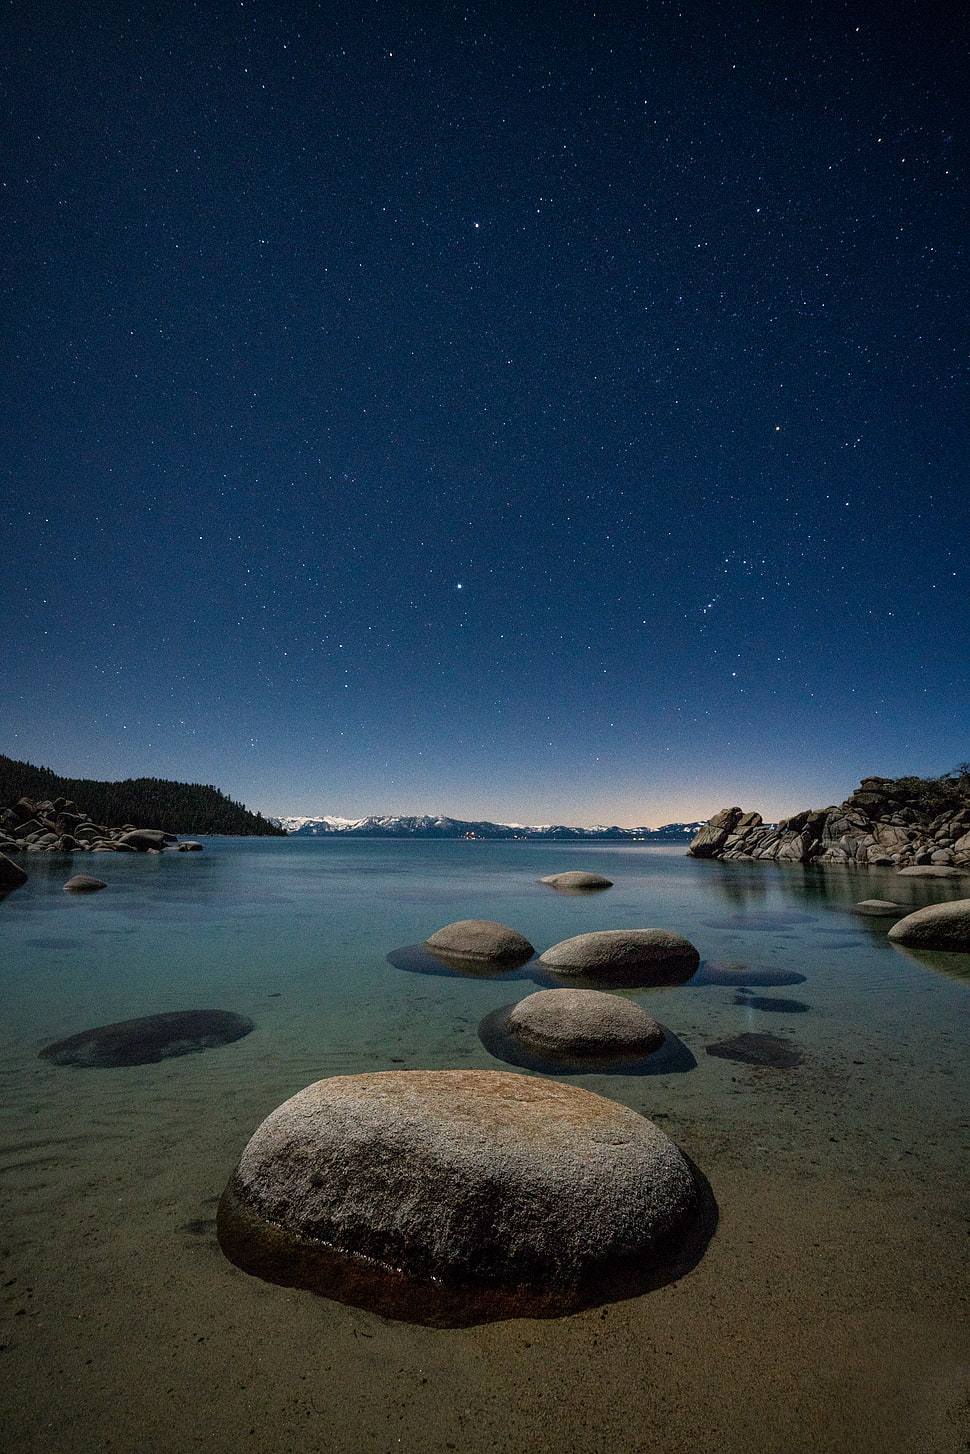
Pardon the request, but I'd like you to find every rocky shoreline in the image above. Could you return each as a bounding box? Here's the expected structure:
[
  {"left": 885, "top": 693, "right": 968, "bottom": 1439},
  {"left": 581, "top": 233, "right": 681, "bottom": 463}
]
[
  {"left": 688, "top": 775, "right": 970, "bottom": 869},
  {"left": 0, "top": 793, "right": 202, "bottom": 860}
]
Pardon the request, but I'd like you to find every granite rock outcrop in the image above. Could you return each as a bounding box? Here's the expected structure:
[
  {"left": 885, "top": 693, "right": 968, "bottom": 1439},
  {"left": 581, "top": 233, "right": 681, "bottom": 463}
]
[
  {"left": 0, "top": 795, "right": 198, "bottom": 857},
  {"left": 689, "top": 776, "right": 970, "bottom": 869}
]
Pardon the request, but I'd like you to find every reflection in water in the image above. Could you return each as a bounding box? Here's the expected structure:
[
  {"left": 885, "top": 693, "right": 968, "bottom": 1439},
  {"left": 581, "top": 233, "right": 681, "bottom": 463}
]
[
  {"left": 887, "top": 941, "right": 970, "bottom": 984},
  {"left": 387, "top": 943, "right": 541, "bottom": 981},
  {"left": 702, "top": 912, "right": 816, "bottom": 931}
]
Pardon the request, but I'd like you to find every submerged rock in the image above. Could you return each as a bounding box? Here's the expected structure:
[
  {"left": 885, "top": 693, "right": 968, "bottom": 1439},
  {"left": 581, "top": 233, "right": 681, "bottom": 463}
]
[
  {"left": 62, "top": 874, "right": 107, "bottom": 893},
  {"left": 39, "top": 1009, "right": 255, "bottom": 1067},
  {"left": 538, "top": 929, "right": 699, "bottom": 984},
  {"left": 505, "top": 988, "right": 664, "bottom": 1063},
  {"left": 217, "top": 1068, "right": 706, "bottom": 1325},
  {"left": 705, "top": 1032, "right": 803, "bottom": 1068},
  {"left": 851, "top": 899, "right": 906, "bottom": 916},
  {"left": 887, "top": 899, "right": 970, "bottom": 952},
  {"left": 424, "top": 919, "right": 534, "bottom": 965},
  {"left": 895, "top": 865, "right": 965, "bottom": 879},
  {"left": 538, "top": 871, "right": 613, "bottom": 893}
]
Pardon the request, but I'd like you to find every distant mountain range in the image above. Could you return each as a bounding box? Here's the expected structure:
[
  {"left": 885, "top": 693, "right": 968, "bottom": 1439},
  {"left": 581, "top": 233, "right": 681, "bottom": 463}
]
[{"left": 272, "top": 814, "right": 708, "bottom": 841}]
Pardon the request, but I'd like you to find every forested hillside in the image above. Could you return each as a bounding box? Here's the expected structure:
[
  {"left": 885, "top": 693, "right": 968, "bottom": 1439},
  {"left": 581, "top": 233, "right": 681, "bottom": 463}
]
[{"left": 0, "top": 755, "right": 285, "bottom": 836}]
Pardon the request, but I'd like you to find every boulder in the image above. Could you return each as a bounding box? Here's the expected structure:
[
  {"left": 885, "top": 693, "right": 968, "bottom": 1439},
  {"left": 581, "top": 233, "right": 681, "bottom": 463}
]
[
  {"left": 217, "top": 1068, "right": 703, "bottom": 1324},
  {"left": 117, "top": 829, "right": 176, "bottom": 850},
  {"left": 12, "top": 818, "right": 44, "bottom": 839},
  {"left": 177, "top": 840, "right": 204, "bottom": 851},
  {"left": 39, "top": 1009, "right": 255, "bottom": 1067},
  {"left": 62, "top": 875, "right": 107, "bottom": 893},
  {"left": 887, "top": 899, "right": 970, "bottom": 952},
  {"left": 0, "top": 852, "right": 28, "bottom": 888},
  {"left": 424, "top": 919, "right": 534, "bottom": 964},
  {"left": 895, "top": 865, "right": 966, "bottom": 879},
  {"left": 851, "top": 900, "right": 906, "bottom": 916},
  {"left": 538, "top": 871, "right": 612, "bottom": 892},
  {"left": 538, "top": 929, "right": 699, "bottom": 983},
  {"left": 688, "top": 807, "right": 743, "bottom": 857},
  {"left": 505, "top": 989, "right": 664, "bottom": 1062}
]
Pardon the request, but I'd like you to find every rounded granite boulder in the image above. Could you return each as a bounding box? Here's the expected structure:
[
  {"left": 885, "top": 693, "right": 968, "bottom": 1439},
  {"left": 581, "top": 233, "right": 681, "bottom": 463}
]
[
  {"left": 217, "top": 1068, "right": 704, "bottom": 1324},
  {"left": 538, "top": 929, "right": 700, "bottom": 984},
  {"left": 851, "top": 899, "right": 906, "bottom": 917},
  {"left": 506, "top": 988, "right": 664, "bottom": 1063},
  {"left": 895, "top": 865, "right": 966, "bottom": 879},
  {"left": 424, "top": 919, "right": 534, "bottom": 965},
  {"left": 538, "top": 871, "right": 613, "bottom": 893},
  {"left": 117, "top": 829, "right": 176, "bottom": 851},
  {"left": 887, "top": 898, "right": 970, "bottom": 952},
  {"left": 62, "top": 874, "right": 107, "bottom": 893}
]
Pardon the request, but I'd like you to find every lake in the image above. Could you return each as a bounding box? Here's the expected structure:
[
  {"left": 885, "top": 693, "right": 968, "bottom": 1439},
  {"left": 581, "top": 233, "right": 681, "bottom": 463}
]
[{"left": 1, "top": 837, "right": 968, "bottom": 1453}]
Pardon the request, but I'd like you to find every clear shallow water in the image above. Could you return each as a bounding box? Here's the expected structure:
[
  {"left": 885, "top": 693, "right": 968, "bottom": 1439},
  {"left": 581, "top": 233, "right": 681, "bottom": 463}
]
[{"left": 2, "top": 838, "right": 969, "bottom": 1453}]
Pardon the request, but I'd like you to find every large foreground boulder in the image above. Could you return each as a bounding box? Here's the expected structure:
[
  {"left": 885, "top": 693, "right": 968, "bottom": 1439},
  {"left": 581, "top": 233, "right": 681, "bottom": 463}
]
[
  {"left": 505, "top": 988, "right": 664, "bottom": 1063},
  {"left": 424, "top": 919, "right": 534, "bottom": 964},
  {"left": 217, "top": 1068, "right": 705, "bottom": 1324},
  {"left": 887, "top": 899, "right": 970, "bottom": 952},
  {"left": 538, "top": 929, "right": 700, "bottom": 984}
]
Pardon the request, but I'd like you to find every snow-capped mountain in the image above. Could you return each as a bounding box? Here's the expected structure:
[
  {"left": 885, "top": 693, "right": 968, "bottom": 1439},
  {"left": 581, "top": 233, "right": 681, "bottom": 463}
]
[{"left": 270, "top": 814, "right": 708, "bottom": 841}]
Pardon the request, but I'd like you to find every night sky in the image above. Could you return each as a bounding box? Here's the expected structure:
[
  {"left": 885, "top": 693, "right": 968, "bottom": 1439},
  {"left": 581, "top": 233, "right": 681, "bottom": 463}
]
[{"left": 4, "top": 1, "right": 967, "bottom": 825}]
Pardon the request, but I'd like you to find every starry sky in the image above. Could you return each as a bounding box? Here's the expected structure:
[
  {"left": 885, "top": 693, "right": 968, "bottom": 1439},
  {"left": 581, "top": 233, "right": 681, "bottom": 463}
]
[{"left": 3, "top": 0, "right": 968, "bottom": 826}]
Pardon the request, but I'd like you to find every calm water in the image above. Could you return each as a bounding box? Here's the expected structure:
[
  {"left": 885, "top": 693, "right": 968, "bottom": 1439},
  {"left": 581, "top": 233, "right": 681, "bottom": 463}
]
[{"left": 2, "top": 837, "right": 968, "bottom": 1453}]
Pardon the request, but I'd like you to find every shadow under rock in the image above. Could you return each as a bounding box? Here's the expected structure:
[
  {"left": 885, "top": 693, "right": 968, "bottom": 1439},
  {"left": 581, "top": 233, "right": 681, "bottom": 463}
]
[
  {"left": 216, "top": 1155, "right": 718, "bottom": 1329},
  {"left": 478, "top": 1004, "right": 698, "bottom": 1076},
  {"left": 688, "top": 959, "right": 807, "bottom": 988},
  {"left": 387, "top": 943, "right": 544, "bottom": 981},
  {"left": 731, "top": 991, "right": 811, "bottom": 1013},
  {"left": 389, "top": 945, "right": 703, "bottom": 992},
  {"left": 705, "top": 1031, "right": 804, "bottom": 1068},
  {"left": 887, "top": 941, "right": 970, "bottom": 984}
]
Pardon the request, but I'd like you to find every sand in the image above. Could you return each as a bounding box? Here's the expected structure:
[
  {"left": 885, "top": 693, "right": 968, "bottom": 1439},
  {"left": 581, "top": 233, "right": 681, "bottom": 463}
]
[{"left": 1, "top": 1036, "right": 967, "bottom": 1454}]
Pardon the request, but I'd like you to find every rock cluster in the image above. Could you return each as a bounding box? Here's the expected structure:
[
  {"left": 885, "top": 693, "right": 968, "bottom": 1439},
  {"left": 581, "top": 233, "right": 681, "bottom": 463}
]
[
  {"left": 689, "top": 777, "right": 970, "bottom": 869},
  {"left": 0, "top": 795, "right": 202, "bottom": 857}
]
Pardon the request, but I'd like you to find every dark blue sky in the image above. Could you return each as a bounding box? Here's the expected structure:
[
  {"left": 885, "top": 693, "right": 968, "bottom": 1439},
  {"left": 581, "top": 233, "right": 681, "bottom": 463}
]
[{"left": 4, "top": 0, "right": 967, "bottom": 824}]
